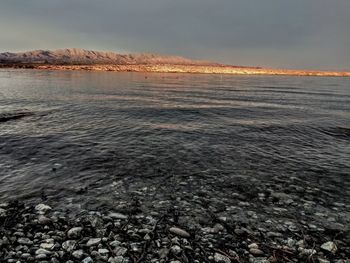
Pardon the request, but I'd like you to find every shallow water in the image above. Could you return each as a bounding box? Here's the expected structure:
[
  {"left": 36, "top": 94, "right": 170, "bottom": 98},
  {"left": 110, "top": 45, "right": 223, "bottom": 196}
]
[{"left": 0, "top": 69, "right": 349, "bottom": 211}]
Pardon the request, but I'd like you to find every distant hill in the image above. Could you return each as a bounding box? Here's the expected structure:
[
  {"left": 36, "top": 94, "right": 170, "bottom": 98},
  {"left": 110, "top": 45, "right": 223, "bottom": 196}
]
[
  {"left": 0, "top": 48, "right": 216, "bottom": 66},
  {"left": 1, "top": 48, "right": 349, "bottom": 77}
]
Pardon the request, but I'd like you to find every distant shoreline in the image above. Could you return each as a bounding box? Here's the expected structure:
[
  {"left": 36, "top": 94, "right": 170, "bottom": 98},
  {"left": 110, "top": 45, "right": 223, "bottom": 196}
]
[{"left": 1, "top": 63, "right": 350, "bottom": 77}]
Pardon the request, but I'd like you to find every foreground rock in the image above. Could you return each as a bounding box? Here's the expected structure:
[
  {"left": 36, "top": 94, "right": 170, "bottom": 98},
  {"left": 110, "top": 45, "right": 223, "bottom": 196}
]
[{"left": 0, "top": 200, "right": 349, "bottom": 262}]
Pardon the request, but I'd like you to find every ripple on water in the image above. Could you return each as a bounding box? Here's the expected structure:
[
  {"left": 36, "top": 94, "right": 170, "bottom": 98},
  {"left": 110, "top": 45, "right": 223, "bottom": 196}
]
[{"left": 0, "top": 70, "right": 349, "bottom": 210}]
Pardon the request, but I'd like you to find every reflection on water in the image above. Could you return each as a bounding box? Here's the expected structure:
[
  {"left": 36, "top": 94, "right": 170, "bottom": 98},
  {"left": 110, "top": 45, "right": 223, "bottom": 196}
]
[{"left": 0, "top": 69, "right": 349, "bottom": 210}]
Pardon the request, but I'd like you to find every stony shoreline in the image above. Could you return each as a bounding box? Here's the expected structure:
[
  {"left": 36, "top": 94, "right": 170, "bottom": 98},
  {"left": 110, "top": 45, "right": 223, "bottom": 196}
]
[
  {"left": 1, "top": 64, "right": 350, "bottom": 77},
  {"left": 0, "top": 198, "right": 349, "bottom": 263}
]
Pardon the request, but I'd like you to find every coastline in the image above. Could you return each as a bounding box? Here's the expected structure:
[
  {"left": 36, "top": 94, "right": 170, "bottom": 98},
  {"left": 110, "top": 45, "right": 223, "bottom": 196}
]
[{"left": 1, "top": 63, "right": 350, "bottom": 77}]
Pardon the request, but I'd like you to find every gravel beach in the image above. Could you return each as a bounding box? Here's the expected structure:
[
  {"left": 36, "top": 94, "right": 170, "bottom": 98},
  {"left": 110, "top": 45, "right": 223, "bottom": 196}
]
[{"left": 1, "top": 174, "right": 349, "bottom": 263}]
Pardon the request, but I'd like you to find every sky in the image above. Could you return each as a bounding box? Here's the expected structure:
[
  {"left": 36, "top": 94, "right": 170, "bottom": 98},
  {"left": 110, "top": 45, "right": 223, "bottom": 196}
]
[{"left": 0, "top": 0, "right": 349, "bottom": 70}]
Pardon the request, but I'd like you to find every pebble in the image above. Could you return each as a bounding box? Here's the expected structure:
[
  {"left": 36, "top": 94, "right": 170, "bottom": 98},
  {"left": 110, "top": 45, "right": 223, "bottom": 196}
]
[
  {"left": 170, "top": 245, "right": 182, "bottom": 255},
  {"left": 213, "top": 223, "right": 224, "bottom": 233},
  {"left": 169, "top": 227, "right": 190, "bottom": 238},
  {"left": 72, "top": 249, "right": 84, "bottom": 259},
  {"left": 248, "top": 243, "right": 259, "bottom": 249},
  {"left": 299, "top": 248, "right": 317, "bottom": 256},
  {"left": 17, "top": 238, "right": 33, "bottom": 245},
  {"left": 40, "top": 242, "right": 54, "bottom": 250},
  {"left": 158, "top": 248, "right": 169, "bottom": 259},
  {"left": 35, "top": 248, "right": 52, "bottom": 255},
  {"left": 287, "top": 238, "right": 296, "bottom": 247},
  {"left": 62, "top": 240, "right": 76, "bottom": 252},
  {"left": 250, "top": 248, "right": 264, "bottom": 256},
  {"left": 98, "top": 248, "right": 110, "bottom": 254},
  {"left": 321, "top": 241, "right": 337, "bottom": 254},
  {"left": 35, "top": 254, "right": 47, "bottom": 260},
  {"left": 109, "top": 256, "right": 127, "bottom": 263},
  {"left": 35, "top": 204, "right": 52, "bottom": 213},
  {"left": 82, "top": 257, "right": 94, "bottom": 263},
  {"left": 13, "top": 232, "right": 24, "bottom": 237},
  {"left": 0, "top": 208, "right": 6, "bottom": 217},
  {"left": 113, "top": 246, "right": 127, "bottom": 256},
  {"left": 67, "top": 227, "right": 83, "bottom": 239},
  {"left": 214, "top": 252, "right": 231, "bottom": 263},
  {"left": 266, "top": 231, "right": 283, "bottom": 238},
  {"left": 38, "top": 215, "right": 51, "bottom": 225},
  {"left": 87, "top": 238, "right": 102, "bottom": 247},
  {"left": 249, "top": 257, "right": 270, "bottom": 263},
  {"left": 109, "top": 212, "right": 128, "bottom": 220},
  {"left": 109, "top": 240, "right": 121, "bottom": 247}
]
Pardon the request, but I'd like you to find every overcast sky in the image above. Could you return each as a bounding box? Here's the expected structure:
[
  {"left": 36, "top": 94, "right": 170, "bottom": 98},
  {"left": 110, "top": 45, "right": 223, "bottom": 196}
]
[{"left": 0, "top": 0, "right": 349, "bottom": 70}]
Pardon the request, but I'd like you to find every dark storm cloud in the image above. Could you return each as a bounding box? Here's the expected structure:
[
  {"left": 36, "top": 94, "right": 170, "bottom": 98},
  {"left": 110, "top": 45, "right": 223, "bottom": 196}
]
[{"left": 0, "top": 0, "right": 349, "bottom": 69}]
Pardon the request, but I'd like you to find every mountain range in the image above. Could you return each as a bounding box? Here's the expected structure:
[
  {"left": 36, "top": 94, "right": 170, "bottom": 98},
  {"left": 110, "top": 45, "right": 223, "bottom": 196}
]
[
  {"left": 1, "top": 48, "right": 349, "bottom": 77},
  {"left": 0, "top": 48, "right": 214, "bottom": 66}
]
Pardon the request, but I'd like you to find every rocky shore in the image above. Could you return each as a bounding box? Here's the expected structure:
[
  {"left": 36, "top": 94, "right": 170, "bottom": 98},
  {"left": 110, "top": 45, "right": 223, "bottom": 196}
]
[{"left": 0, "top": 196, "right": 349, "bottom": 263}]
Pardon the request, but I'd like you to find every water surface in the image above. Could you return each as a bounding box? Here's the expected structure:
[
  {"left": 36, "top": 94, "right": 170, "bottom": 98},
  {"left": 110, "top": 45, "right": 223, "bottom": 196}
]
[{"left": 0, "top": 69, "right": 349, "bottom": 211}]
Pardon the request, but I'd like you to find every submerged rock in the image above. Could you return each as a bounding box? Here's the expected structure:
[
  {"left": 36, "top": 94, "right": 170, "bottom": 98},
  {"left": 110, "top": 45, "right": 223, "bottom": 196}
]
[
  {"left": 35, "top": 204, "right": 52, "bottom": 213},
  {"left": 0, "top": 208, "right": 6, "bottom": 217}
]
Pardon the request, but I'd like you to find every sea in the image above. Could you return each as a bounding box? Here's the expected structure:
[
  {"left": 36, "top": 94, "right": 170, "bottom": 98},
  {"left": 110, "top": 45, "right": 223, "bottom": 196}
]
[{"left": 0, "top": 69, "right": 349, "bottom": 211}]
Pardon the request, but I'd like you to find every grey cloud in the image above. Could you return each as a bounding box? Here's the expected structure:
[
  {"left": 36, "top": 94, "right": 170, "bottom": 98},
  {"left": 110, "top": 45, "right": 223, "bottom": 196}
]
[{"left": 0, "top": 0, "right": 349, "bottom": 70}]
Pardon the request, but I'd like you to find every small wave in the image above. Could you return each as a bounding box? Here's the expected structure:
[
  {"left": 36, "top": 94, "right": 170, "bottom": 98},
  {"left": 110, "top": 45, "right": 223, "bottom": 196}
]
[
  {"left": 320, "top": 126, "right": 350, "bottom": 139},
  {"left": 0, "top": 110, "right": 34, "bottom": 123}
]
